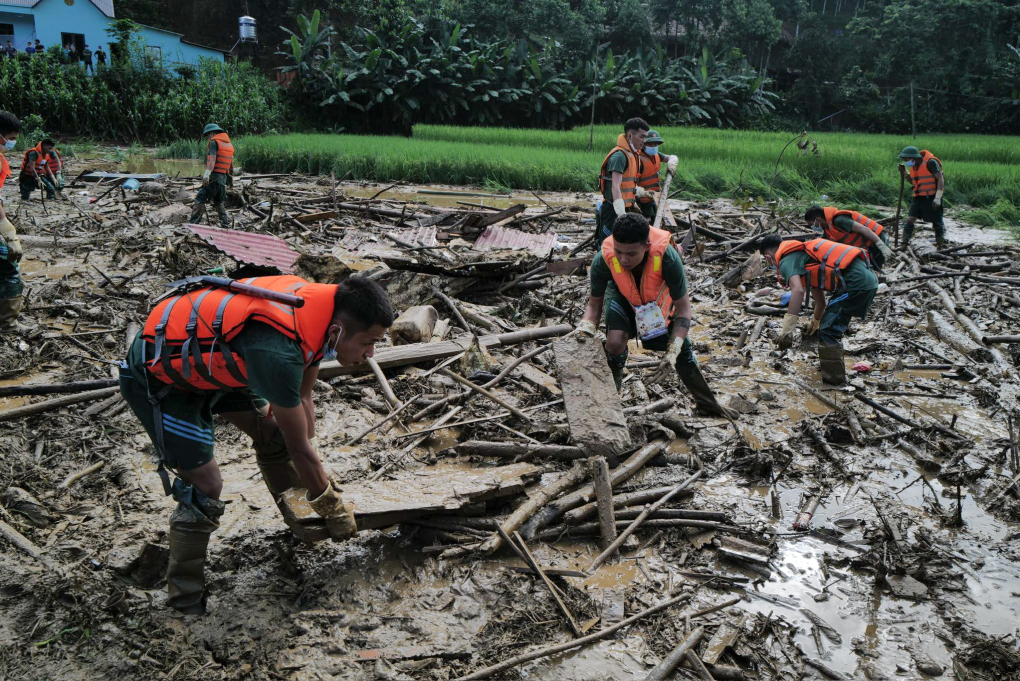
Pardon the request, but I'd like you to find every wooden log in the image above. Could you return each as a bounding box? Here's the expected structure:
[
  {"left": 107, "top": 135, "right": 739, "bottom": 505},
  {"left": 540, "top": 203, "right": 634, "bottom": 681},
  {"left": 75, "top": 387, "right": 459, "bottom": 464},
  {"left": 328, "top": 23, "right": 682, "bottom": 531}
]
[
  {"left": 0, "top": 378, "right": 118, "bottom": 397},
  {"left": 60, "top": 460, "right": 106, "bottom": 489},
  {"left": 477, "top": 463, "right": 588, "bottom": 555},
  {"left": 926, "top": 310, "right": 991, "bottom": 362},
  {"left": 318, "top": 325, "right": 572, "bottom": 378},
  {"left": 455, "top": 593, "right": 707, "bottom": 681},
  {"left": 520, "top": 440, "right": 666, "bottom": 538},
  {"left": 511, "top": 530, "right": 582, "bottom": 637},
  {"left": 563, "top": 485, "right": 697, "bottom": 524},
  {"left": 854, "top": 393, "right": 964, "bottom": 441},
  {"left": 542, "top": 517, "right": 735, "bottom": 539},
  {"left": 346, "top": 399, "right": 416, "bottom": 445},
  {"left": 368, "top": 357, "right": 402, "bottom": 410},
  {"left": 588, "top": 469, "right": 702, "bottom": 572},
  {"left": 0, "top": 386, "right": 120, "bottom": 422},
  {"left": 455, "top": 441, "right": 585, "bottom": 461},
  {"left": 439, "top": 369, "right": 530, "bottom": 423},
  {"left": 927, "top": 280, "right": 1012, "bottom": 372},
  {"left": 83, "top": 393, "right": 122, "bottom": 417},
  {"left": 390, "top": 305, "right": 438, "bottom": 345},
  {"left": 0, "top": 517, "right": 54, "bottom": 567},
  {"left": 983, "top": 335, "right": 1020, "bottom": 344},
  {"left": 591, "top": 457, "right": 617, "bottom": 549},
  {"left": 645, "top": 627, "right": 706, "bottom": 681},
  {"left": 684, "top": 651, "right": 716, "bottom": 681},
  {"left": 477, "top": 203, "right": 526, "bottom": 228}
]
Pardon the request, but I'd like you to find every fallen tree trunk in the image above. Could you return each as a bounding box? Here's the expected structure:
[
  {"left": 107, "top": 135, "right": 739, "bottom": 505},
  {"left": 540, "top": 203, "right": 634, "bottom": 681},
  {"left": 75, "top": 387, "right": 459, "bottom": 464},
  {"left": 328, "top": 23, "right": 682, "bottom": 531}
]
[
  {"left": 0, "top": 386, "right": 120, "bottom": 422},
  {"left": 455, "top": 441, "right": 586, "bottom": 461},
  {"left": 563, "top": 485, "right": 696, "bottom": 524},
  {"left": 926, "top": 311, "right": 990, "bottom": 362},
  {"left": 983, "top": 335, "right": 1020, "bottom": 345},
  {"left": 520, "top": 440, "right": 666, "bottom": 539},
  {"left": 0, "top": 378, "right": 118, "bottom": 397}
]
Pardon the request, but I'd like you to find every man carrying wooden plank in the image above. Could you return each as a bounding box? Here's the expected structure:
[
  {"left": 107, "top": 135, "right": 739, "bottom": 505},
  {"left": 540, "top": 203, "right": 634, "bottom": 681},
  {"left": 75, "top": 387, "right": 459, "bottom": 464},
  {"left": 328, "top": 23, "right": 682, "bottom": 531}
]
[
  {"left": 119, "top": 275, "right": 392, "bottom": 614},
  {"left": 576, "top": 212, "right": 734, "bottom": 418},
  {"left": 759, "top": 234, "right": 878, "bottom": 385}
]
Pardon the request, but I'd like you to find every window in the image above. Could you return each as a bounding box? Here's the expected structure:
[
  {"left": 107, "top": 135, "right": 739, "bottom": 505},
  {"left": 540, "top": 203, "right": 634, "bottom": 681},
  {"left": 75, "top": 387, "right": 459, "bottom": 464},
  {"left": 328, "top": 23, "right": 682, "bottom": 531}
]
[
  {"left": 146, "top": 45, "right": 161, "bottom": 59},
  {"left": 0, "top": 24, "right": 14, "bottom": 37},
  {"left": 61, "top": 32, "right": 84, "bottom": 55}
]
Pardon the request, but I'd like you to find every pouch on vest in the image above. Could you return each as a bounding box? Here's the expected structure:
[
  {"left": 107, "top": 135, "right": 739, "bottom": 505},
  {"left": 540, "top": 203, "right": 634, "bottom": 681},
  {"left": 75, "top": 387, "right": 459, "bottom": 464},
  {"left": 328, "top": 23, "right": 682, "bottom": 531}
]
[{"left": 634, "top": 301, "right": 669, "bottom": 341}]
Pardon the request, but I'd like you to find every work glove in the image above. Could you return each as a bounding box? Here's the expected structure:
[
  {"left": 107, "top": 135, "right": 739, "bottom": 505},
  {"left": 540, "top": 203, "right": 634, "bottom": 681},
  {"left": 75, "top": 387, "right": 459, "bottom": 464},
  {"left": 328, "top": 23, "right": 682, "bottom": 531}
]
[
  {"left": 612, "top": 198, "right": 626, "bottom": 217},
  {"left": 307, "top": 479, "right": 358, "bottom": 541},
  {"left": 201, "top": 169, "right": 211, "bottom": 187},
  {"left": 777, "top": 313, "right": 799, "bottom": 350},
  {"left": 648, "top": 337, "right": 684, "bottom": 385},
  {"left": 56, "top": 173, "right": 64, "bottom": 190},
  {"left": 667, "top": 155, "right": 678, "bottom": 174},
  {"left": 0, "top": 217, "right": 21, "bottom": 263},
  {"left": 635, "top": 186, "right": 650, "bottom": 199},
  {"left": 805, "top": 317, "right": 821, "bottom": 337},
  {"left": 932, "top": 191, "right": 943, "bottom": 210},
  {"left": 876, "top": 239, "right": 895, "bottom": 259},
  {"left": 575, "top": 319, "right": 597, "bottom": 338}
]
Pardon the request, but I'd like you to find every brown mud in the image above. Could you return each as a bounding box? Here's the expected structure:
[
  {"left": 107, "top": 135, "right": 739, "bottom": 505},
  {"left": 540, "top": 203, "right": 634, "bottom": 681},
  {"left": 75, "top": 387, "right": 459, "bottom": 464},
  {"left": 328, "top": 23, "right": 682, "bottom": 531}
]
[{"left": 1, "top": 164, "right": 1019, "bottom": 680}]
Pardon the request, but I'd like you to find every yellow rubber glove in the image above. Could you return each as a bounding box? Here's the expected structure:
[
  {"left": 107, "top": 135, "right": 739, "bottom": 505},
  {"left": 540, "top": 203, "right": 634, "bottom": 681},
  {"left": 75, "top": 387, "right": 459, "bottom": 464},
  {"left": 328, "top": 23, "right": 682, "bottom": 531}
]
[
  {"left": 805, "top": 317, "right": 821, "bottom": 336},
  {"left": 575, "top": 319, "right": 597, "bottom": 338},
  {"left": 307, "top": 479, "right": 358, "bottom": 541},
  {"left": 777, "top": 313, "right": 799, "bottom": 350},
  {"left": 0, "top": 217, "right": 22, "bottom": 263},
  {"left": 648, "top": 337, "right": 684, "bottom": 385}
]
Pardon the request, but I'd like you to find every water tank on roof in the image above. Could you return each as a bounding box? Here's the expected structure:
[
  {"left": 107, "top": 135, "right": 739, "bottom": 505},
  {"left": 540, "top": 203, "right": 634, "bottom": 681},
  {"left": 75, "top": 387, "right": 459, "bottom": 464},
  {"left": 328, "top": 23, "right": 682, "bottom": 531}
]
[{"left": 239, "top": 16, "right": 257, "bottom": 43}]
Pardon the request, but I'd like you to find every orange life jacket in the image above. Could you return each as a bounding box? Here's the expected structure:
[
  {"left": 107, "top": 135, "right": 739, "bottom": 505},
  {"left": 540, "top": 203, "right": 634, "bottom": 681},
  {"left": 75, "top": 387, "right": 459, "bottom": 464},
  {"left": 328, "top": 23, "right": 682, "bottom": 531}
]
[
  {"left": 601, "top": 227, "right": 678, "bottom": 320},
  {"left": 207, "top": 132, "right": 234, "bottom": 175},
  {"left": 599, "top": 134, "right": 641, "bottom": 208},
  {"left": 774, "top": 238, "right": 870, "bottom": 292},
  {"left": 909, "top": 150, "right": 941, "bottom": 198},
  {"left": 821, "top": 206, "right": 883, "bottom": 248},
  {"left": 141, "top": 275, "right": 336, "bottom": 391},
  {"left": 637, "top": 151, "right": 661, "bottom": 203},
  {"left": 0, "top": 154, "right": 8, "bottom": 189},
  {"left": 21, "top": 142, "right": 58, "bottom": 176}
]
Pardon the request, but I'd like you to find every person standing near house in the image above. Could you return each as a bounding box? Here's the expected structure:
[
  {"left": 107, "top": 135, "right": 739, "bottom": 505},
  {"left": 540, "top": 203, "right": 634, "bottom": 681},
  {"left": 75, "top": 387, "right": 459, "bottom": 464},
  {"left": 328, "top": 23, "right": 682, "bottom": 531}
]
[
  {"left": 189, "top": 124, "right": 234, "bottom": 229},
  {"left": 5, "top": 42, "right": 16, "bottom": 58},
  {"left": 81, "top": 44, "right": 93, "bottom": 74},
  {"left": 24, "top": 42, "right": 34, "bottom": 57},
  {"left": 67, "top": 42, "right": 76, "bottom": 63},
  {"left": 0, "top": 111, "right": 24, "bottom": 332},
  {"left": 34, "top": 40, "right": 43, "bottom": 53},
  {"left": 95, "top": 46, "right": 107, "bottom": 68}
]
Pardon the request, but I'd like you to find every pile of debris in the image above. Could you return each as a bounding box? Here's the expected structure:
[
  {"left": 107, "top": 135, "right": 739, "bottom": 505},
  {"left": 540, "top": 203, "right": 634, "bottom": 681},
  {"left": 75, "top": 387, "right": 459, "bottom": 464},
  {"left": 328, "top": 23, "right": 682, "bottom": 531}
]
[{"left": 1, "top": 167, "right": 1019, "bottom": 680}]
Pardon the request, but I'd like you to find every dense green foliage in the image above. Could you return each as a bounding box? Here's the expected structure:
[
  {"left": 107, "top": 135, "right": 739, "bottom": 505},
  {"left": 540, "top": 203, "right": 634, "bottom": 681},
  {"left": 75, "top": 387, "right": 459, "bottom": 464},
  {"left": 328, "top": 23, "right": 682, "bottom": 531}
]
[
  {"left": 279, "top": 11, "right": 776, "bottom": 133},
  {"left": 0, "top": 48, "right": 285, "bottom": 141},
  {"left": 214, "top": 128, "right": 1018, "bottom": 222}
]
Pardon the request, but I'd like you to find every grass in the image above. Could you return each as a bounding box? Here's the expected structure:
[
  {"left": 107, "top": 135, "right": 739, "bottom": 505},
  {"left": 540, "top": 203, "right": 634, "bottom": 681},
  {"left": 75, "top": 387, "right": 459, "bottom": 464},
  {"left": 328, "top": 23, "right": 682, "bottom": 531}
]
[{"left": 155, "top": 126, "right": 1020, "bottom": 227}]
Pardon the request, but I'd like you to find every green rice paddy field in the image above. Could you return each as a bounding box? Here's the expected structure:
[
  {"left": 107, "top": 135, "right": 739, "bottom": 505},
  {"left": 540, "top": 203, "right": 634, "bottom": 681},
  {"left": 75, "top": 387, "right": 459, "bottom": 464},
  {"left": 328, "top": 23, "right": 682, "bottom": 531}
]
[{"left": 158, "top": 125, "right": 1020, "bottom": 226}]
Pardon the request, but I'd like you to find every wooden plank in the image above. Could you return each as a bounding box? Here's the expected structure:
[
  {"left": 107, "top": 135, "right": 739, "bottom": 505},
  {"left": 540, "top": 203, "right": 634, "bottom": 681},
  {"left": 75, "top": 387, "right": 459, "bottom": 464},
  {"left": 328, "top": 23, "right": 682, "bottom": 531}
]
[
  {"left": 552, "top": 334, "right": 631, "bottom": 462},
  {"left": 702, "top": 615, "right": 745, "bottom": 665},
  {"left": 279, "top": 463, "right": 541, "bottom": 542},
  {"left": 294, "top": 210, "right": 337, "bottom": 223},
  {"left": 516, "top": 362, "right": 562, "bottom": 397},
  {"left": 477, "top": 204, "right": 526, "bottom": 228}
]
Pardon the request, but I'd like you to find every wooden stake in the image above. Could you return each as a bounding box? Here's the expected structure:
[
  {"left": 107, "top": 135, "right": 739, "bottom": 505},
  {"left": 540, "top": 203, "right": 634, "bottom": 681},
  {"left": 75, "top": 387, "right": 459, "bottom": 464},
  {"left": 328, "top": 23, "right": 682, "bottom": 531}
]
[
  {"left": 439, "top": 368, "right": 531, "bottom": 423},
  {"left": 646, "top": 626, "right": 706, "bottom": 681},
  {"left": 367, "top": 357, "right": 402, "bottom": 410},
  {"left": 590, "top": 457, "right": 616, "bottom": 549}
]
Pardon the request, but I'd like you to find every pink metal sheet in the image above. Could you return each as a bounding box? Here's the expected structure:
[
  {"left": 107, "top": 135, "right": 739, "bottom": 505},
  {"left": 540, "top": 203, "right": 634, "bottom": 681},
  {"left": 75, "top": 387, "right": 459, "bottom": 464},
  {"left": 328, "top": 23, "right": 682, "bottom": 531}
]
[
  {"left": 185, "top": 224, "right": 301, "bottom": 273},
  {"left": 472, "top": 225, "right": 557, "bottom": 258}
]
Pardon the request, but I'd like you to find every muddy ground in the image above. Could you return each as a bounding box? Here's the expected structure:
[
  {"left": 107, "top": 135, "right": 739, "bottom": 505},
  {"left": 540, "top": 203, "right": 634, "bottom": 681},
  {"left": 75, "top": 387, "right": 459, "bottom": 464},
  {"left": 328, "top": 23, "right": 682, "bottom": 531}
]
[{"left": 1, "top": 159, "right": 1019, "bottom": 681}]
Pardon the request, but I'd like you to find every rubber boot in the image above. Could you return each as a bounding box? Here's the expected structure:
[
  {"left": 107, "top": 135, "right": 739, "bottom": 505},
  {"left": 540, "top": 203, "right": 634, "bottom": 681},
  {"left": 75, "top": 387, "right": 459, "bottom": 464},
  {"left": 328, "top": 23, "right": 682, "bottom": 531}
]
[
  {"left": 899, "top": 222, "right": 914, "bottom": 250},
  {"left": 215, "top": 201, "right": 231, "bottom": 229},
  {"left": 676, "top": 362, "right": 738, "bottom": 419},
  {"left": 606, "top": 349, "right": 628, "bottom": 392},
  {"left": 254, "top": 428, "right": 302, "bottom": 505},
  {"left": 189, "top": 201, "right": 205, "bottom": 224},
  {"left": 0, "top": 295, "right": 24, "bottom": 332},
  {"left": 818, "top": 343, "right": 847, "bottom": 386},
  {"left": 166, "top": 482, "right": 224, "bottom": 615}
]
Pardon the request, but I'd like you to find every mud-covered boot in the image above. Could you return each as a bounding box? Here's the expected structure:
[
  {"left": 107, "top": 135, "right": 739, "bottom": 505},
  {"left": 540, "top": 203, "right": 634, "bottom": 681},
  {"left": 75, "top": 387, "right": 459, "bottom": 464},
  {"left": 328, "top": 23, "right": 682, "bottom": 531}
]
[
  {"left": 606, "top": 349, "right": 628, "bottom": 393},
  {"left": 254, "top": 429, "right": 302, "bottom": 506},
  {"left": 0, "top": 295, "right": 25, "bottom": 332},
  {"left": 166, "top": 481, "right": 224, "bottom": 615},
  {"left": 818, "top": 343, "right": 847, "bottom": 386},
  {"left": 899, "top": 222, "right": 914, "bottom": 251},
  {"left": 215, "top": 202, "right": 231, "bottom": 229},
  {"left": 188, "top": 201, "right": 205, "bottom": 225},
  {"left": 676, "top": 362, "right": 738, "bottom": 419}
]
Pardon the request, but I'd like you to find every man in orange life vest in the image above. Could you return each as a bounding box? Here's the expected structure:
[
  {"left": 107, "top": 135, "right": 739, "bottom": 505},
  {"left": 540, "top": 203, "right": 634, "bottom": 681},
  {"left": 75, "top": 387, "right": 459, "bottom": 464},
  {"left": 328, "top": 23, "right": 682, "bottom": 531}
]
[
  {"left": 576, "top": 212, "right": 733, "bottom": 417},
  {"left": 759, "top": 234, "right": 878, "bottom": 385},
  {"left": 804, "top": 205, "right": 895, "bottom": 271},
  {"left": 0, "top": 111, "right": 24, "bottom": 332},
  {"left": 635, "top": 129, "right": 677, "bottom": 223},
  {"left": 19, "top": 138, "right": 63, "bottom": 200},
  {"left": 189, "top": 123, "right": 234, "bottom": 229},
  {"left": 596, "top": 118, "right": 678, "bottom": 246},
  {"left": 119, "top": 275, "right": 393, "bottom": 614},
  {"left": 898, "top": 146, "right": 945, "bottom": 249}
]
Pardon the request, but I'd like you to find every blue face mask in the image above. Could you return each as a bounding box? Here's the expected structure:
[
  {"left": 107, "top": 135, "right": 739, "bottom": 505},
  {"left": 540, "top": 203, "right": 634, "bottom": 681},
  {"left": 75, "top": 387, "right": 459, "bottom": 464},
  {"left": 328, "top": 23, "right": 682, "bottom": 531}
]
[
  {"left": 903, "top": 160, "right": 915, "bottom": 167},
  {"left": 645, "top": 146, "right": 658, "bottom": 156},
  {"left": 323, "top": 326, "right": 341, "bottom": 361},
  {"left": 1, "top": 136, "right": 14, "bottom": 151}
]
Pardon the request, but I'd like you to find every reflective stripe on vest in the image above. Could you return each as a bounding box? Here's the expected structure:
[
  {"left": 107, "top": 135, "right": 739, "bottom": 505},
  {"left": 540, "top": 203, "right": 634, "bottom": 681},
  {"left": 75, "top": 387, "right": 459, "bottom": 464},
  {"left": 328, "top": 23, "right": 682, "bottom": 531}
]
[
  {"left": 140, "top": 275, "right": 336, "bottom": 391},
  {"left": 909, "top": 151, "right": 941, "bottom": 198},
  {"left": 821, "top": 206, "right": 884, "bottom": 248},
  {"left": 601, "top": 227, "right": 678, "bottom": 320},
  {"left": 636, "top": 152, "right": 661, "bottom": 202},
  {"left": 775, "top": 238, "right": 869, "bottom": 291},
  {"left": 599, "top": 134, "right": 641, "bottom": 208},
  {"left": 207, "top": 132, "right": 234, "bottom": 175}
]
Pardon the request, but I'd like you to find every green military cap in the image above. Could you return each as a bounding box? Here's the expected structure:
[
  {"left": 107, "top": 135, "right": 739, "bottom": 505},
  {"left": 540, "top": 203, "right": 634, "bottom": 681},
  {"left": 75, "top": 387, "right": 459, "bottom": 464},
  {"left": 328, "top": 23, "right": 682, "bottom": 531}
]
[
  {"left": 646, "top": 130, "right": 664, "bottom": 145},
  {"left": 202, "top": 123, "right": 224, "bottom": 136},
  {"left": 898, "top": 145, "right": 922, "bottom": 159}
]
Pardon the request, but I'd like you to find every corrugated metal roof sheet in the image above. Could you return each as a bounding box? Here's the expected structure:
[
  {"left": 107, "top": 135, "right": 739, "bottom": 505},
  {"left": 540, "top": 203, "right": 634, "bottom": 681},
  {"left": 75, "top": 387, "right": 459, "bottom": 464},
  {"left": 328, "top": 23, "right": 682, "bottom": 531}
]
[
  {"left": 186, "top": 224, "right": 300, "bottom": 273},
  {"left": 472, "top": 225, "right": 557, "bottom": 258},
  {"left": 0, "top": 0, "right": 115, "bottom": 17}
]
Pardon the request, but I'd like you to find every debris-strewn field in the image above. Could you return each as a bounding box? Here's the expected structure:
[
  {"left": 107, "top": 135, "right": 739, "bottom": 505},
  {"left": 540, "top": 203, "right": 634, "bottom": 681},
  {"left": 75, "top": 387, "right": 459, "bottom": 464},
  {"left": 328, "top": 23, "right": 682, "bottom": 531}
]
[{"left": 1, "top": 161, "right": 1019, "bottom": 681}]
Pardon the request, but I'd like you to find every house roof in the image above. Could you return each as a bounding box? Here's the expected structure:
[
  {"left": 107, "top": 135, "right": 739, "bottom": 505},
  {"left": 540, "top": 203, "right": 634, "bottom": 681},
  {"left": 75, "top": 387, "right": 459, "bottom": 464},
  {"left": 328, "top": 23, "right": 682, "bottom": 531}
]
[{"left": 0, "top": 0, "right": 115, "bottom": 19}]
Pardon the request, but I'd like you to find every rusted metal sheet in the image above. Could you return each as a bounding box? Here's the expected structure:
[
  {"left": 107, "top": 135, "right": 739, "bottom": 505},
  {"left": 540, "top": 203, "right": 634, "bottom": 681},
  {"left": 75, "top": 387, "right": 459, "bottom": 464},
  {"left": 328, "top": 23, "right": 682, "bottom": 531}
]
[
  {"left": 336, "top": 225, "right": 437, "bottom": 256},
  {"left": 185, "top": 224, "right": 300, "bottom": 273},
  {"left": 472, "top": 225, "right": 557, "bottom": 257}
]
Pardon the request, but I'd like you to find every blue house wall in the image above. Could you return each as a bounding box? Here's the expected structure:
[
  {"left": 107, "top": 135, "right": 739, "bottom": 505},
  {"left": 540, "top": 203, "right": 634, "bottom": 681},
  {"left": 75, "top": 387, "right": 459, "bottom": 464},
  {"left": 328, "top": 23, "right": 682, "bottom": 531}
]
[{"left": 0, "top": 0, "right": 223, "bottom": 64}]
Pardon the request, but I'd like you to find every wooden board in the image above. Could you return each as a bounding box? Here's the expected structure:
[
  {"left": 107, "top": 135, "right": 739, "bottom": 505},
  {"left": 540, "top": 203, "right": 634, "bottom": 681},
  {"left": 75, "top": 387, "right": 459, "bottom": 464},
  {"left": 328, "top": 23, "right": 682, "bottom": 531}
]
[
  {"left": 82, "top": 171, "right": 167, "bottom": 182},
  {"left": 294, "top": 210, "right": 338, "bottom": 224},
  {"left": 515, "top": 362, "right": 562, "bottom": 397},
  {"left": 552, "top": 334, "right": 631, "bottom": 462},
  {"left": 280, "top": 462, "right": 541, "bottom": 543}
]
